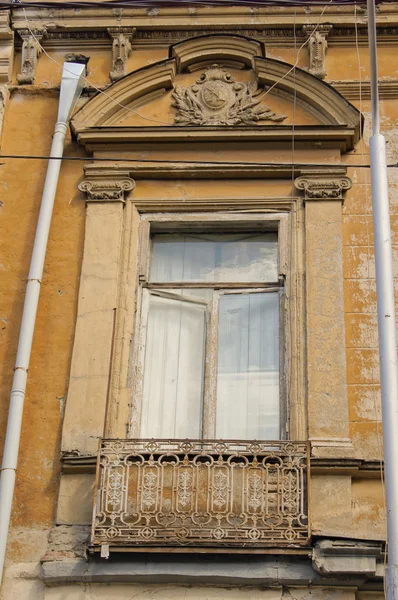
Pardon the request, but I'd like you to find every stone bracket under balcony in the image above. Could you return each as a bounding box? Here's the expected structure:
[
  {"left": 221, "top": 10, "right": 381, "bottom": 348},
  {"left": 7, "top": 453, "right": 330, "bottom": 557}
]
[{"left": 91, "top": 438, "right": 310, "bottom": 554}]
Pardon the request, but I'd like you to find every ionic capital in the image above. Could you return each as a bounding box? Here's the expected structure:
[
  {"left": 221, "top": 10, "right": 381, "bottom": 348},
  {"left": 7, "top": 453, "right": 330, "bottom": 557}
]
[
  {"left": 294, "top": 171, "right": 352, "bottom": 201},
  {"left": 78, "top": 169, "right": 135, "bottom": 202}
]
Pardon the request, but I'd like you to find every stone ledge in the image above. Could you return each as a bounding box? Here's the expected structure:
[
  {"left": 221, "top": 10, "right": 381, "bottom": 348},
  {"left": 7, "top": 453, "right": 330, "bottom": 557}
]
[
  {"left": 41, "top": 552, "right": 382, "bottom": 588},
  {"left": 312, "top": 540, "right": 384, "bottom": 577}
]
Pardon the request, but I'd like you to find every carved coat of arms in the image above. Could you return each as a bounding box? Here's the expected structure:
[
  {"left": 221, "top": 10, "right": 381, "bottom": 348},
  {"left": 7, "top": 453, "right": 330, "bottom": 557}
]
[{"left": 171, "top": 65, "right": 286, "bottom": 126}]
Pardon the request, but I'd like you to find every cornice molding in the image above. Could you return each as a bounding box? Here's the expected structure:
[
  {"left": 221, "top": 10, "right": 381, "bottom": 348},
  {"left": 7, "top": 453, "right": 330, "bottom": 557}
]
[
  {"left": 78, "top": 169, "right": 135, "bottom": 201},
  {"left": 0, "top": 11, "right": 13, "bottom": 41},
  {"left": 75, "top": 126, "right": 358, "bottom": 155},
  {"left": 171, "top": 34, "right": 265, "bottom": 72},
  {"left": 71, "top": 39, "right": 362, "bottom": 153},
  {"left": 11, "top": 4, "right": 398, "bottom": 32},
  {"left": 254, "top": 58, "right": 361, "bottom": 139},
  {"left": 25, "top": 26, "right": 398, "bottom": 49},
  {"left": 78, "top": 161, "right": 349, "bottom": 184},
  {"left": 72, "top": 59, "right": 176, "bottom": 131},
  {"left": 331, "top": 79, "right": 398, "bottom": 100},
  {"left": 295, "top": 169, "right": 352, "bottom": 201}
]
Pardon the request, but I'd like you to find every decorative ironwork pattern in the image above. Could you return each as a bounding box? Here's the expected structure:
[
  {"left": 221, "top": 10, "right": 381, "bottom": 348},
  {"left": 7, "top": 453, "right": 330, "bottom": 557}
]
[{"left": 92, "top": 439, "right": 309, "bottom": 549}]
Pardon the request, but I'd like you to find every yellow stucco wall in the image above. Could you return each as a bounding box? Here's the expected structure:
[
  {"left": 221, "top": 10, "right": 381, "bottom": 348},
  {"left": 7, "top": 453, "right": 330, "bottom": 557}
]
[{"left": 0, "top": 4, "right": 395, "bottom": 597}]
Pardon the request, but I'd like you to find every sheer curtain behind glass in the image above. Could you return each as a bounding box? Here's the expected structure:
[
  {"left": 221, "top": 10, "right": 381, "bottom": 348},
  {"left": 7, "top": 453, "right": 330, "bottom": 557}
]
[
  {"left": 140, "top": 293, "right": 206, "bottom": 438},
  {"left": 140, "top": 231, "right": 280, "bottom": 440},
  {"left": 150, "top": 233, "right": 278, "bottom": 283},
  {"left": 216, "top": 292, "right": 279, "bottom": 440}
]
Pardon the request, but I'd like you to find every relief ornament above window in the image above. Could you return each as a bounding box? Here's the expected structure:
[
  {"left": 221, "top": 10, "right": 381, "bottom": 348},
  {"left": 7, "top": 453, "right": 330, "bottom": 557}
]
[{"left": 171, "top": 65, "right": 287, "bottom": 126}]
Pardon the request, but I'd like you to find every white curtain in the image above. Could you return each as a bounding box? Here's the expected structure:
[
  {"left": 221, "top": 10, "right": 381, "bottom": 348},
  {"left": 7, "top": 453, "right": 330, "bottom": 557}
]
[
  {"left": 140, "top": 233, "right": 280, "bottom": 441},
  {"left": 216, "top": 292, "right": 280, "bottom": 440},
  {"left": 140, "top": 293, "right": 206, "bottom": 438}
]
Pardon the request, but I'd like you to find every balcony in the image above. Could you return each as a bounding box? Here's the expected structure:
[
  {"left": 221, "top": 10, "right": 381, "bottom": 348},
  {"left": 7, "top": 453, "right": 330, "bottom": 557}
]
[{"left": 92, "top": 439, "right": 309, "bottom": 552}]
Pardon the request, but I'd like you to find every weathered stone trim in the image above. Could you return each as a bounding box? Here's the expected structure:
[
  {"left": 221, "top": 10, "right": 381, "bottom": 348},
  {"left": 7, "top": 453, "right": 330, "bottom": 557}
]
[
  {"left": 40, "top": 540, "right": 384, "bottom": 585},
  {"left": 0, "top": 11, "right": 13, "bottom": 85},
  {"left": 78, "top": 170, "right": 135, "bottom": 202},
  {"left": 295, "top": 169, "right": 352, "bottom": 458},
  {"left": 302, "top": 24, "right": 332, "bottom": 80},
  {"left": 295, "top": 171, "right": 352, "bottom": 200},
  {"left": 108, "top": 27, "right": 136, "bottom": 82},
  {"left": 331, "top": 79, "right": 398, "bottom": 100},
  {"left": 17, "top": 27, "right": 46, "bottom": 85}
]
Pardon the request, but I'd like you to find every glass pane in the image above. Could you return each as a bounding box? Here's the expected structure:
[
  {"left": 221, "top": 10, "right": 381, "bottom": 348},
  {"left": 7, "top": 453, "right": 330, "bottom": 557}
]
[
  {"left": 150, "top": 233, "right": 278, "bottom": 283},
  {"left": 216, "top": 292, "right": 279, "bottom": 440},
  {"left": 167, "top": 288, "right": 213, "bottom": 302},
  {"left": 141, "top": 293, "right": 206, "bottom": 438}
]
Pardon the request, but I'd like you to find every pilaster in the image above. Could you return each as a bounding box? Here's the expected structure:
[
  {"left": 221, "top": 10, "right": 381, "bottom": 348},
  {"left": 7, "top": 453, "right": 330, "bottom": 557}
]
[
  {"left": 61, "top": 168, "right": 135, "bottom": 456},
  {"left": 295, "top": 169, "right": 353, "bottom": 458}
]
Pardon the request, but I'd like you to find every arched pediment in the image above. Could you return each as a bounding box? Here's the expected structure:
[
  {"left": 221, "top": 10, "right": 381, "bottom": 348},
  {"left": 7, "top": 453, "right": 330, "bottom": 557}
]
[{"left": 71, "top": 34, "right": 362, "bottom": 152}]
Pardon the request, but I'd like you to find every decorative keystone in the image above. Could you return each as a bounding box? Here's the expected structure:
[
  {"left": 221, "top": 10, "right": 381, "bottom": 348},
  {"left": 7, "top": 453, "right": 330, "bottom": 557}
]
[
  {"left": 17, "top": 28, "right": 46, "bottom": 85},
  {"left": 78, "top": 170, "right": 135, "bottom": 201},
  {"left": 107, "top": 27, "right": 136, "bottom": 82},
  {"left": 294, "top": 172, "right": 352, "bottom": 200},
  {"left": 302, "top": 24, "right": 333, "bottom": 80}
]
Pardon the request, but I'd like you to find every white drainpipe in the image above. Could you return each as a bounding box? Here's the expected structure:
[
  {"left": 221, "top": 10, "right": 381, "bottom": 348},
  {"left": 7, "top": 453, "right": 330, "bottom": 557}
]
[{"left": 0, "top": 62, "right": 86, "bottom": 584}]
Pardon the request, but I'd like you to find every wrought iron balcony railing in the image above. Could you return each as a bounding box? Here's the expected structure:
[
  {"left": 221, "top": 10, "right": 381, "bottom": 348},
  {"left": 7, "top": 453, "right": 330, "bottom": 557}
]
[{"left": 92, "top": 439, "right": 309, "bottom": 552}]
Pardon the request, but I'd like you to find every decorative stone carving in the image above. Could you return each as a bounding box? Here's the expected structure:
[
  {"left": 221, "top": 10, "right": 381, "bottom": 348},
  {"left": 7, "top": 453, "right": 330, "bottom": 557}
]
[
  {"left": 107, "top": 27, "right": 136, "bottom": 82},
  {"left": 171, "top": 64, "right": 286, "bottom": 126},
  {"left": 294, "top": 171, "right": 352, "bottom": 200},
  {"left": 78, "top": 170, "right": 135, "bottom": 201},
  {"left": 17, "top": 28, "right": 46, "bottom": 85},
  {"left": 302, "top": 24, "right": 332, "bottom": 80}
]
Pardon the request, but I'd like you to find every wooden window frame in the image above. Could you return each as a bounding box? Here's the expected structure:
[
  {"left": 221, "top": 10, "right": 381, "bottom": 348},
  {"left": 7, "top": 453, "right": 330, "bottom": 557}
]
[{"left": 129, "top": 211, "right": 289, "bottom": 440}]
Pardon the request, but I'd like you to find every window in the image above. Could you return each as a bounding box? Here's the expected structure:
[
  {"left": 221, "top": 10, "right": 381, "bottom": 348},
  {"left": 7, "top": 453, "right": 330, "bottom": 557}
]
[{"left": 131, "top": 215, "right": 287, "bottom": 442}]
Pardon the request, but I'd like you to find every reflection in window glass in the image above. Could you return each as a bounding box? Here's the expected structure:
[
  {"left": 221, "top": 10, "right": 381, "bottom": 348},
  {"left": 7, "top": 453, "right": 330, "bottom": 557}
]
[
  {"left": 150, "top": 233, "right": 278, "bottom": 283},
  {"left": 216, "top": 292, "right": 279, "bottom": 440}
]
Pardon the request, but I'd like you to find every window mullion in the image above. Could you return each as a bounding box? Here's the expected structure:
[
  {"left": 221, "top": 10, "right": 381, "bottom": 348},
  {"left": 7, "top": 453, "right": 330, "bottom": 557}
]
[
  {"left": 129, "top": 287, "right": 150, "bottom": 438},
  {"left": 202, "top": 289, "right": 219, "bottom": 439},
  {"left": 279, "top": 286, "right": 288, "bottom": 440}
]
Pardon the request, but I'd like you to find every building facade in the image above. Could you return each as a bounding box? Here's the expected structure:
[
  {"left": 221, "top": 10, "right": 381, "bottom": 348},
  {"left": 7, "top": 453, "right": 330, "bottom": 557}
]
[{"left": 0, "top": 2, "right": 395, "bottom": 599}]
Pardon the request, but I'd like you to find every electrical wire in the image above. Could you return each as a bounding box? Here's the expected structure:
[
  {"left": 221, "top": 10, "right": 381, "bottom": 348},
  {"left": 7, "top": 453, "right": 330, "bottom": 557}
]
[
  {"left": 21, "top": 7, "right": 173, "bottom": 126},
  {"left": 20, "top": 3, "right": 338, "bottom": 130},
  {"left": 4, "top": 0, "right": 393, "bottom": 8},
  {"left": 2, "top": 1, "right": 372, "bottom": 9},
  {"left": 286, "top": 4, "right": 297, "bottom": 441},
  {"left": 258, "top": 0, "right": 333, "bottom": 103}
]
